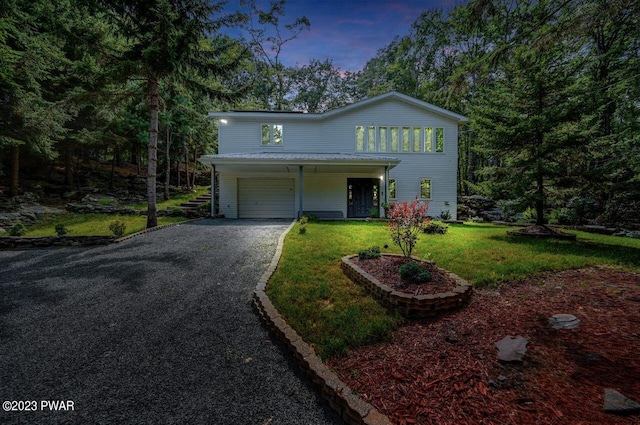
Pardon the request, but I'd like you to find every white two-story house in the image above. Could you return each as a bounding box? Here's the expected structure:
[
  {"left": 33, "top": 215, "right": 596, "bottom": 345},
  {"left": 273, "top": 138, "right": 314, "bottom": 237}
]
[{"left": 198, "top": 91, "right": 468, "bottom": 220}]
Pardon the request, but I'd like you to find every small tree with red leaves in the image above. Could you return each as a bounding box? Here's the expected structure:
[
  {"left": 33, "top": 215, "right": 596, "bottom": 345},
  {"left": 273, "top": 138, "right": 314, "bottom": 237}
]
[{"left": 387, "top": 197, "right": 430, "bottom": 259}]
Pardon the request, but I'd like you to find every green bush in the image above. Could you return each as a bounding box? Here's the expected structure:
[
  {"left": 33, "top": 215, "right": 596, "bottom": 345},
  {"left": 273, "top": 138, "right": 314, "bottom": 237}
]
[
  {"left": 497, "top": 199, "right": 520, "bottom": 222},
  {"left": 398, "top": 261, "right": 432, "bottom": 283},
  {"left": 439, "top": 210, "right": 452, "bottom": 220},
  {"left": 549, "top": 208, "right": 577, "bottom": 225},
  {"left": 358, "top": 246, "right": 381, "bottom": 260},
  {"left": 9, "top": 222, "right": 27, "bottom": 236},
  {"left": 423, "top": 220, "right": 448, "bottom": 234},
  {"left": 298, "top": 215, "right": 309, "bottom": 234},
  {"left": 54, "top": 224, "right": 68, "bottom": 236},
  {"left": 370, "top": 207, "right": 380, "bottom": 218},
  {"left": 108, "top": 220, "right": 126, "bottom": 237}
]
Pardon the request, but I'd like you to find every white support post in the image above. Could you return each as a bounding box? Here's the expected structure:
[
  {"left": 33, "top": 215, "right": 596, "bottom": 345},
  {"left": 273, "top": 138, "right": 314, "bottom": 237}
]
[
  {"left": 210, "top": 165, "right": 216, "bottom": 218},
  {"left": 298, "top": 165, "right": 304, "bottom": 218}
]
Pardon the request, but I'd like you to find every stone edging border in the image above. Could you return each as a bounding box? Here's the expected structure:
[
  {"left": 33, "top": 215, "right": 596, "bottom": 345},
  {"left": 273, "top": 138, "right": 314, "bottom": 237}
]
[
  {"left": 252, "top": 220, "right": 393, "bottom": 425},
  {"left": 113, "top": 217, "right": 207, "bottom": 243},
  {"left": 0, "top": 218, "right": 206, "bottom": 249},
  {"left": 341, "top": 254, "right": 472, "bottom": 319}
]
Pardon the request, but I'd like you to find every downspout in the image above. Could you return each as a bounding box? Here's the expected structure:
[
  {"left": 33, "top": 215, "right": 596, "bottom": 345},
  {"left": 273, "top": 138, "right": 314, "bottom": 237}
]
[
  {"left": 384, "top": 164, "right": 390, "bottom": 216},
  {"left": 298, "top": 165, "right": 304, "bottom": 218}
]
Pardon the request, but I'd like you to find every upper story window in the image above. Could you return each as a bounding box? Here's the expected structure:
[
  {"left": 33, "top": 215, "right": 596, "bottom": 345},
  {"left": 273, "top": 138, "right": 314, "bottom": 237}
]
[
  {"left": 262, "top": 124, "right": 283, "bottom": 146},
  {"left": 356, "top": 126, "right": 365, "bottom": 151},
  {"left": 355, "top": 125, "right": 445, "bottom": 153},
  {"left": 424, "top": 127, "right": 444, "bottom": 152}
]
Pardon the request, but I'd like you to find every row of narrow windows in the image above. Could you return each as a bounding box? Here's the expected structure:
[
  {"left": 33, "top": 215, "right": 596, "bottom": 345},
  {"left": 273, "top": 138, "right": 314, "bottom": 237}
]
[{"left": 356, "top": 126, "right": 444, "bottom": 153}]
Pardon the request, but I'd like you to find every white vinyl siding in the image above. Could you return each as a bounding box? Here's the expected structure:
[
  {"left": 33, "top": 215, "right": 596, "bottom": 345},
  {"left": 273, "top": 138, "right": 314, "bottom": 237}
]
[{"left": 238, "top": 178, "right": 295, "bottom": 218}]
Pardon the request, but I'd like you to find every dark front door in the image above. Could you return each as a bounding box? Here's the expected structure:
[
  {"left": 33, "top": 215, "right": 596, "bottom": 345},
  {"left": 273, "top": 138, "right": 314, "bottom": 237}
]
[{"left": 347, "top": 178, "right": 379, "bottom": 218}]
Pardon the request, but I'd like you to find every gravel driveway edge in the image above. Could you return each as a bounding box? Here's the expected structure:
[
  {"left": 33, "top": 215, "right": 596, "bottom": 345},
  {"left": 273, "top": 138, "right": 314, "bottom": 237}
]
[{"left": 252, "top": 220, "right": 393, "bottom": 425}]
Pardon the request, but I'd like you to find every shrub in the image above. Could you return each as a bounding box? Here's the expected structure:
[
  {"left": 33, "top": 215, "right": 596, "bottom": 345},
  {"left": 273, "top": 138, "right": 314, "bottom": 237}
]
[
  {"left": 108, "top": 220, "right": 126, "bottom": 237},
  {"left": 370, "top": 207, "right": 380, "bottom": 218},
  {"left": 497, "top": 199, "right": 520, "bottom": 222},
  {"left": 298, "top": 215, "right": 309, "bottom": 234},
  {"left": 439, "top": 210, "right": 452, "bottom": 220},
  {"left": 423, "top": 220, "right": 448, "bottom": 234},
  {"left": 522, "top": 207, "right": 538, "bottom": 223},
  {"left": 381, "top": 202, "right": 392, "bottom": 218},
  {"left": 387, "top": 197, "right": 429, "bottom": 259},
  {"left": 399, "top": 261, "right": 432, "bottom": 283},
  {"left": 549, "top": 208, "right": 577, "bottom": 225},
  {"left": 9, "top": 222, "right": 27, "bottom": 236},
  {"left": 568, "top": 196, "right": 595, "bottom": 224},
  {"left": 358, "top": 246, "right": 381, "bottom": 260},
  {"left": 54, "top": 224, "right": 68, "bottom": 236}
]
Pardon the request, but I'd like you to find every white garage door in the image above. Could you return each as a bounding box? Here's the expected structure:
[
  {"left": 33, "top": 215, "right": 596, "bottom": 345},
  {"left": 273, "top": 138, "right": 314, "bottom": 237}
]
[{"left": 238, "top": 178, "right": 295, "bottom": 218}]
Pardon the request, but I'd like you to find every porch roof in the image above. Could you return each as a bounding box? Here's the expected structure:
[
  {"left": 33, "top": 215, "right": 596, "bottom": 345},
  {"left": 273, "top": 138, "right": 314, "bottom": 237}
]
[{"left": 198, "top": 152, "right": 401, "bottom": 168}]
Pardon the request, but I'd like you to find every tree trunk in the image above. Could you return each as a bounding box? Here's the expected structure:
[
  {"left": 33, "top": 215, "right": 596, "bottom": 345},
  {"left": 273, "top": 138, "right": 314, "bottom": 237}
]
[
  {"left": 109, "top": 147, "right": 116, "bottom": 190},
  {"left": 146, "top": 76, "right": 159, "bottom": 228},
  {"left": 176, "top": 160, "right": 180, "bottom": 187},
  {"left": 184, "top": 143, "right": 190, "bottom": 191},
  {"left": 164, "top": 126, "right": 171, "bottom": 201},
  {"left": 9, "top": 145, "right": 19, "bottom": 196},
  {"left": 192, "top": 147, "right": 197, "bottom": 188}
]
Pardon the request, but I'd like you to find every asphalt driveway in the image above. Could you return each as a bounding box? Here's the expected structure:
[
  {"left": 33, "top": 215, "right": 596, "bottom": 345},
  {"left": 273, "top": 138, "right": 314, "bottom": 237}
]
[{"left": 0, "top": 219, "right": 341, "bottom": 425}]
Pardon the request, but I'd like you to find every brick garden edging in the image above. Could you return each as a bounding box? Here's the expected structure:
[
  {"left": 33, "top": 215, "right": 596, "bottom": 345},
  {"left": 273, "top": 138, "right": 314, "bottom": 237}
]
[
  {"left": 252, "top": 220, "right": 393, "bottom": 425},
  {"left": 341, "top": 254, "right": 473, "bottom": 319}
]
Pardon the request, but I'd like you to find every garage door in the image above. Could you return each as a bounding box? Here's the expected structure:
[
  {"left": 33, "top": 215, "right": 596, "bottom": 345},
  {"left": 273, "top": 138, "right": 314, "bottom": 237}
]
[{"left": 238, "top": 178, "right": 295, "bottom": 218}]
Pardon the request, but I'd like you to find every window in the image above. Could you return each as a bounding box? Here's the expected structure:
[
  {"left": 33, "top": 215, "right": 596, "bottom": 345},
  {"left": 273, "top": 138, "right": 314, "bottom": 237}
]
[
  {"left": 420, "top": 178, "right": 431, "bottom": 199},
  {"left": 402, "top": 127, "right": 410, "bottom": 152},
  {"left": 424, "top": 127, "right": 433, "bottom": 152},
  {"left": 261, "top": 124, "right": 283, "bottom": 146},
  {"left": 273, "top": 124, "right": 283, "bottom": 145},
  {"left": 435, "top": 127, "right": 444, "bottom": 152},
  {"left": 368, "top": 126, "right": 376, "bottom": 151},
  {"left": 379, "top": 127, "right": 388, "bottom": 152},
  {"left": 356, "top": 126, "right": 364, "bottom": 151},
  {"left": 388, "top": 179, "right": 396, "bottom": 199},
  {"left": 413, "top": 127, "right": 421, "bottom": 152},
  {"left": 390, "top": 127, "right": 399, "bottom": 152}
]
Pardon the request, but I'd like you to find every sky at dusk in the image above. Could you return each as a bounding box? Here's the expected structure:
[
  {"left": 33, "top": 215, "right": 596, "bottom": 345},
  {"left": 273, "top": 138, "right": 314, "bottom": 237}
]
[{"left": 223, "top": 0, "right": 459, "bottom": 72}]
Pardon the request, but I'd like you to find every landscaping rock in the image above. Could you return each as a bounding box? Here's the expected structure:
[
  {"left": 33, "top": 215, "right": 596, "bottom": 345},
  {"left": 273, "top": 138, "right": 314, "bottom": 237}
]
[
  {"left": 495, "top": 335, "right": 529, "bottom": 362},
  {"left": 603, "top": 389, "right": 640, "bottom": 414},
  {"left": 548, "top": 314, "right": 581, "bottom": 330}
]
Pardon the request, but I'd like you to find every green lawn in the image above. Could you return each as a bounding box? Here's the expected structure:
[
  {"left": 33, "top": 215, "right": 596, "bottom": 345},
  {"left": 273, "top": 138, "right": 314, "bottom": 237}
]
[
  {"left": 268, "top": 221, "right": 640, "bottom": 359},
  {"left": 24, "top": 213, "right": 188, "bottom": 237}
]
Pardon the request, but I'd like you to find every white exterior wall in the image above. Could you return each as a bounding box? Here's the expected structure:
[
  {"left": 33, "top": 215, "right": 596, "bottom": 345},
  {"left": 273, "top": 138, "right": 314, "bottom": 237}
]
[{"left": 216, "top": 96, "right": 462, "bottom": 219}]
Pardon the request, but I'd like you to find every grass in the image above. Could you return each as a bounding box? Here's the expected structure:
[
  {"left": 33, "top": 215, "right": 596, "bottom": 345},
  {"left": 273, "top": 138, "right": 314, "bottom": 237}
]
[
  {"left": 23, "top": 213, "right": 188, "bottom": 237},
  {"left": 268, "top": 221, "right": 640, "bottom": 359}
]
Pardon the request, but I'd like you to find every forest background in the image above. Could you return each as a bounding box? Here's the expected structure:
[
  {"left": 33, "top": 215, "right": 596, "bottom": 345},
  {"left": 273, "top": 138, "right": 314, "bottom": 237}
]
[{"left": 1, "top": 0, "right": 638, "bottom": 228}]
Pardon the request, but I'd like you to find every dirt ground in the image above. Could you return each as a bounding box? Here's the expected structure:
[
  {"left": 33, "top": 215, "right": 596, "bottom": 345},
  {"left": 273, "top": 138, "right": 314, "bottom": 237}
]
[{"left": 328, "top": 266, "right": 640, "bottom": 425}]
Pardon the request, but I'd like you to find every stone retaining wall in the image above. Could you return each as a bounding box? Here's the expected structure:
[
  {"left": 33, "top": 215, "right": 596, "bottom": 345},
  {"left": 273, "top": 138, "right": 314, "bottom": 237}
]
[{"left": 341, "top": 254, "right": 472, "bottom": 319}]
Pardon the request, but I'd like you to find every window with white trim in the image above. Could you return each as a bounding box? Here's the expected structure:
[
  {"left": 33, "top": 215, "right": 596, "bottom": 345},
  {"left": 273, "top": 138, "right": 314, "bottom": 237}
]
[
  {"left": 435, "top": 127, "right": 444, "bottom": 152},
  {"left": 356, "top": 126, "right": 364, "bottom": 151},
  {"left": 420, "top": 178, "right": 431, "bottom": 199},
  {"left": 388, "top": 179, "right": 396, "bottom": 199},
  {"left": 261, "top": 124, "right": 284, "bottom": 146}
]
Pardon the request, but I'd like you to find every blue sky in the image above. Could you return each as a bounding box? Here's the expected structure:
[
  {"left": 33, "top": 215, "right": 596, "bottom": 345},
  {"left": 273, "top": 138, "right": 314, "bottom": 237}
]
[{"left": 223, "top": 0, "right": 459, "bottom": 72}]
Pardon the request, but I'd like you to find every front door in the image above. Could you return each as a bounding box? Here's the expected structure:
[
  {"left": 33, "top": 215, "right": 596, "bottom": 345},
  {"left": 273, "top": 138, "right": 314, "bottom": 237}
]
[{"left": 347, "top": 178, "right": 379, "bottom": 218}]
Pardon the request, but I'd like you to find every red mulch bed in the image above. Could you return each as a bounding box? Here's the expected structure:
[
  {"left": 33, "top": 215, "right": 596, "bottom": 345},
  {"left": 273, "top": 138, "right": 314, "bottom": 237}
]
[
  {"left": 352, "top": 256, "right": 459, "bottom": 295},
  {"left": 327, "top": 266, "right": 640, "bottom": 425}
]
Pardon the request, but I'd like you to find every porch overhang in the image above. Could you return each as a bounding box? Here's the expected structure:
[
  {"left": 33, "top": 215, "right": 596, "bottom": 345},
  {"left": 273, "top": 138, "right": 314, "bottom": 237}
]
[{"left": 198, "top": 152, "right": 401, "bottom": 173}]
